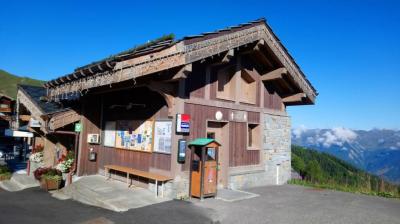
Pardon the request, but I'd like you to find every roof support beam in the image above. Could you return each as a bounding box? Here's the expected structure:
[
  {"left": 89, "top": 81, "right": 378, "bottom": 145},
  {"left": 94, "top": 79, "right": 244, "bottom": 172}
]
[
  {"left": 169, "top": 64, "right": 192, "bottom": 81},
  {"left": 253, "top": 39, "right": 274, "bottom": 68},
  {"left": 282, "top": 93, "right": 306, "bottom": 104},
  {"left": 221, "top": 49, "right": 234, "bottom": 63},
  {"left": 261, "top": 67, "right": 287, "bottom": 81}
]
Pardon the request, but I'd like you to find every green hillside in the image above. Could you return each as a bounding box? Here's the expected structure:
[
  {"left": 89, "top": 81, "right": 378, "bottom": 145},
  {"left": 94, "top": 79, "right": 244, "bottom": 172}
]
[
  {"left": 291, "top": 145, "right": 400, "bottom": 198},
  {"left": 0, "top": 69, "right": 44, "bottom": 99}
]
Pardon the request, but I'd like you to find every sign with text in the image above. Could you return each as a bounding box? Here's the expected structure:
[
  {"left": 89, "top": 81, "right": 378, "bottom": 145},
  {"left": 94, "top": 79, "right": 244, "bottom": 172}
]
[{"left": 176, "top": 114, "right": 190, "bottom": 133}]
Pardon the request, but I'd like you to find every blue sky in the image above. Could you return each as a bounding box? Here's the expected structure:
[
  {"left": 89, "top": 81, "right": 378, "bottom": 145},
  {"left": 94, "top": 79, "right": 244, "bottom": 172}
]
[{"left": 1, "top": 0, "right": 399, "bottom": 130}]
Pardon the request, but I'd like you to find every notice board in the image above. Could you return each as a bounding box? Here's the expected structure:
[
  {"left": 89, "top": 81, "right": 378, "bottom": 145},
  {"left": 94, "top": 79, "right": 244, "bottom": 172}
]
[{"left": 115, "top": 120, "right": 154, "bottom": 152}]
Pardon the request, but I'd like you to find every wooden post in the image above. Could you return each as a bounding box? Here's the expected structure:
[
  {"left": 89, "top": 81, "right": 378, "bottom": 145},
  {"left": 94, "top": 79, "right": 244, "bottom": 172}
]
[
  {"left": 200, "top": 146, "right": 206, "bottom": 201},
  {"left": 189, "top": 146, "right": 194, "bottom": 199}
]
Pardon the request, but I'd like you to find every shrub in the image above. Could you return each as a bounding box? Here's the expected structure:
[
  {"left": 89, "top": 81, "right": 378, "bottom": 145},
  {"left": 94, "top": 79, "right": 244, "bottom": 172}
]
[{"left": 0, "top": 165, "right": 10, "bottom": 174}]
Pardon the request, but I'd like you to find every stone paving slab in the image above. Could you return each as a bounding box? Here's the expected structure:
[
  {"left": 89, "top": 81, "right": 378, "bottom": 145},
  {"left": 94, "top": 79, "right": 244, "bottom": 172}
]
[{"left": 216, "top": 188, "right": 259, "bottom": 202}]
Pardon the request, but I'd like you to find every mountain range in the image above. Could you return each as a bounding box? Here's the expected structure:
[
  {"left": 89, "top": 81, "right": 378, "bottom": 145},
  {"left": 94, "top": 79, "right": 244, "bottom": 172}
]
[
  {"left": 292, "top": 127, "right": 400, "bottom": 184},
  {"left": 0, "top": 69, "right": 44, "bottom": 99}
]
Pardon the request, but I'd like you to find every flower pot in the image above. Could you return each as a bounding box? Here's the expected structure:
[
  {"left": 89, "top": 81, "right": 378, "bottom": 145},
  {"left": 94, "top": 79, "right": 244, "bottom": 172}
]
[
  {"left": 40, "top": 178, "right": 61, "bottom": 191},
  {"left": 0, "top": 174, "right": 11, "bottom": 181}
]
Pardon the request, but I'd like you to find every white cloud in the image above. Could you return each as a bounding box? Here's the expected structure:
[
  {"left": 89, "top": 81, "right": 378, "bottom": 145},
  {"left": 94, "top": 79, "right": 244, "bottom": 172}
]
[
  {"left": 306, "top": 137, "right": 315, "bottom": 144},
  {"left": 293, "top": 125, "right": 307, "bottom": 139},
  {"left": 389, "top": 146, "right": 397, "bottom": 150},
  {"left": 319, "top": 127, "right": 358, "bottom": 148},
  {"left": 378, "top": 138, "right": 385, "bottom": 144},
  {"left": 396, "top": 142, "right": 400, "bottom": 147}
]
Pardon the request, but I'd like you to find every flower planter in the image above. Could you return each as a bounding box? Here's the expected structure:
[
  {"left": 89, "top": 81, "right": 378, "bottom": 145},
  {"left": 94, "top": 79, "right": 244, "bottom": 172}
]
[
  {"left": 29, "top": 161, "right": 43, "bottom": 176},
  {"left": 40, "top": 178, "right": 61, "bottom": 191},
  {"left": 0, "top": 174, "right": 11, "bottom": 181}
]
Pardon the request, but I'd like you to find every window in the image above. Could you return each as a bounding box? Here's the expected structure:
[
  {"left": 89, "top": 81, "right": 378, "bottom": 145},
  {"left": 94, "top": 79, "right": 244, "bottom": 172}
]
[
  {"left": 240, "top": 69, "right": 256, "bottom": 104},
  {"left": 248, "top": 123, "right": 260, "bottom": 149},
  {"left": 216, "top": 66, "right": 236, "bottom": 101}
]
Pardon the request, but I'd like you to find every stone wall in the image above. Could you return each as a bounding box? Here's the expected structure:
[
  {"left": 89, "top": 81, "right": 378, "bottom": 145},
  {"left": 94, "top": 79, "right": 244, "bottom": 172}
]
[{"left": 229, "top": 113, "right": 291, "bottom": 189}]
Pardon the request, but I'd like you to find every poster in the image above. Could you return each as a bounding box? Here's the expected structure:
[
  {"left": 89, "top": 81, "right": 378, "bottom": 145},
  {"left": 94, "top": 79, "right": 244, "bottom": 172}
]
[
  {"left": 103, "top": 121, "right": 116, "bottom": 147},
  {"left": 153, "top": 120, "right": 172, "bottom": 153},
  {"left": 115, "top": 120, "right": 154, "bottom": 152}
]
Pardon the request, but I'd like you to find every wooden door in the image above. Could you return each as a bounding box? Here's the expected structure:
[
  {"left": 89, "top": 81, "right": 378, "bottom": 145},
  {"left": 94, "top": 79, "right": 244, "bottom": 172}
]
[{"left": 206, "top": 121, "right": 228, "bottom": 188}]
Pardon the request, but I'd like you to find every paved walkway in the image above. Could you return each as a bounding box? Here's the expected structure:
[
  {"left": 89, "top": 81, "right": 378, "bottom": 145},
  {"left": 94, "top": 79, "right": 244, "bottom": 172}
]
[
  {"left": 54, "top": 175, "right": 170, "bottom": 212},
  {"left": 196, "top": 185, "right": 400, "bottom": 224},
  {"left": 0, "top": 187, "right": 214, "bottom": 224},
  {"left": 0, "top": 184, "right": 399, "bottom": 223}
]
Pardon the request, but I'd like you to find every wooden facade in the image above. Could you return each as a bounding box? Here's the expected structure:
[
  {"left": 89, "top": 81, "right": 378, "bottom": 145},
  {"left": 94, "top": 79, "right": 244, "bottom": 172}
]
[{"left": 38, "top": 19, "right": 317, "bottom": 194}]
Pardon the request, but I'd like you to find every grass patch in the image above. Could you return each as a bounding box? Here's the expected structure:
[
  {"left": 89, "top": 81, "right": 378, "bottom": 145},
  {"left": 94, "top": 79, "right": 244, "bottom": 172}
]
[{"left": 288, "top": 179, "right": 399, "bottom": 199}]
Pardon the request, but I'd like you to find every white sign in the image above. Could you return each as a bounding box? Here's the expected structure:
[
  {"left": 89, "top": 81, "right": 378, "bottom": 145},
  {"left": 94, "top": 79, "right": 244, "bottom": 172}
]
[
  {"left": 176, "top": 114, "right": 190, "bottom": 133},
  {"left": 29, "top": 118, "right": 41, "bottom": 128},
  {"left": 153, "top": 120, "right": 172, "bottom": 154},
  {"left": 103, "top": 121, "right": 116, "bottom": 147},
  {"left": 5, "top": 129, "right": 33, "bottom": 137}
]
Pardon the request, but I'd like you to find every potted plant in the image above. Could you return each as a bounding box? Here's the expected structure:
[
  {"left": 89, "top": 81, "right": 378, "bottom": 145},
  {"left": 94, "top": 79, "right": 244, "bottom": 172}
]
[
  {"left": 0, "top": 165, "right": 11, "bottom": 181},
  {"left": 29, "top": 145, "right": 44, "bottom": 176},
  {"left": 56, "top": 151, "right": 75, "bottom": 183},
  {"left": 34, "top": 167, "right": 62, "bottom": 191}
]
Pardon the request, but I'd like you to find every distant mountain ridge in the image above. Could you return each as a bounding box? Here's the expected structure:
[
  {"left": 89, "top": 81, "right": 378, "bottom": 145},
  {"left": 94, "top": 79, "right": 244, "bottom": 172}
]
[
  {"left": 0, "top": 69, "right": 44, "bottom": 99},
  {"left": 292, "top": 127, "right": 400, "bottom": 184}
]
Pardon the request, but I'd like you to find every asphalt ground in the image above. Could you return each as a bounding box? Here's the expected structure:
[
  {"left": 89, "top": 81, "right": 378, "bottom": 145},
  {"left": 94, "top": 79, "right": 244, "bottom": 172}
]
[{"left": 1, "top": 184, "right": 400, "bottom": 224}]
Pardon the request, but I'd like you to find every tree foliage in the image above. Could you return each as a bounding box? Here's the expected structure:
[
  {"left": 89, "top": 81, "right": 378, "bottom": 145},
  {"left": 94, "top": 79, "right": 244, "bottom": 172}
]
[{"left": 291, "top": 145, "right": 399, "bottom": 198}]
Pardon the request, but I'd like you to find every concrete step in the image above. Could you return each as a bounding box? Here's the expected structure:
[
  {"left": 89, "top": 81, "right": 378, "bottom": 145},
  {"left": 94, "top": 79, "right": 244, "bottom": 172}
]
[
  {"left": 10, "top": 174, "right": 39, "bottom": 189},
  {"left": 55, "top": 175, "right": 169, "bottom": 212},
  {"left": 0, "top": 173, "right": 39, "bottom": 192},
  {"left": 0, "top": 180, "right": 23, "bottom": 192}
]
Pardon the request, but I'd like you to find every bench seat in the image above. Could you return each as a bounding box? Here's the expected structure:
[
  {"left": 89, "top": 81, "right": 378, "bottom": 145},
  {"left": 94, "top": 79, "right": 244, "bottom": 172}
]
[{"left": 104, "top": 165, "right": 172, "bottom": 198}]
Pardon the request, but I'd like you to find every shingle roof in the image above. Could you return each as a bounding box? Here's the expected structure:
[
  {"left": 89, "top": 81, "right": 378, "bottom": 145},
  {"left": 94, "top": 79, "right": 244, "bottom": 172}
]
[
  {"left": 44, "top": 18, "right": 317, "bottom": 96},
  {"left": 44, "top": 34, "right": 175, "bottom": 88},
  {"left": 18, "top": 85, "right": 68, "bottom": 114}
]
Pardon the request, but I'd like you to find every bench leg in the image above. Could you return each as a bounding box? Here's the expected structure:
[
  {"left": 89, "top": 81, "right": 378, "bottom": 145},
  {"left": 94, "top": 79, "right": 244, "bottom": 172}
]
[
  {"left": 155, "top": 180, "right": 158, "bottom": 198},
  {"left": 127, "top": 173, "right": 130, "bottom": 187}
]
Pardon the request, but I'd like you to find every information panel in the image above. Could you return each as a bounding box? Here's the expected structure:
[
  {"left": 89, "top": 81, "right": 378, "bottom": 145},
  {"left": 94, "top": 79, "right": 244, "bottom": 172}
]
[
  {"left": 103, "top": 121, "right": 116, "bottom": 147},
  {"left": 115, "top": 120, "right": 154, "bottom": 152},
  {"left": 153, "top": 120, "right": 172, "bottom": 154}
]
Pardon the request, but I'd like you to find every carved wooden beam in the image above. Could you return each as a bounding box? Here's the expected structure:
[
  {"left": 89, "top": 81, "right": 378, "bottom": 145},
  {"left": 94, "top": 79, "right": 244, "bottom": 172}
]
[
  {"left": 282, "top": 93, "right": 306, "bottom": 103},
  {"left": 251, "top": 39, "right": 274, "bottom": 68},
  {"left": 147, "top": 82, "right": 176, "bottom": 116},
  {"left": 222, "top": 49, "right": 234, "bottom": 63},
  {"left": 261, "top": 67, "right": 287, "bottom": 81},
  {"left": 169, "top": 64, "right": 192, "bottom": 81},
  {"left": 48, "top": 110, "right": 81, "bottom": 131},
  {"left": 242, "top": 68, "right": 259, "bottom": 81}
]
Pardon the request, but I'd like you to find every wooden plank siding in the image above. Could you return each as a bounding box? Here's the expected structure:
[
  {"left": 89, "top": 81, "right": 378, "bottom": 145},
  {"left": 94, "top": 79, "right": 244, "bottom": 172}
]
[
  {"left": 229, "top": 122, "right": 260, "bottom": 167},
  {"left": 182, "top": 103, "right": 260, "bottom": 170},
  {"left": 264, "top": 88, "right": 283, "bottom": 110},
  {"left": 185, "top": 62, "right": 206, "bottom": 99},
  {"left": 247, "top": 111, "right": 260, "bottom": 124},
  {"left": 78, "top": 88, "right": 172, "bottom": 176}
]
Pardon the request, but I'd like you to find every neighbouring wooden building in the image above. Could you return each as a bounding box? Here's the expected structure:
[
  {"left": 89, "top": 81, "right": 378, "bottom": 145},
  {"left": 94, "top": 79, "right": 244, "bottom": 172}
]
[{"left": 19, "top": 18, "right": 317, "bottom": 198}]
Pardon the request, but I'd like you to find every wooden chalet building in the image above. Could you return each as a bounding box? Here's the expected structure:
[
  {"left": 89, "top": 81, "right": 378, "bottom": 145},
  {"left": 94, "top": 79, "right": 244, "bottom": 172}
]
[{"left": 21, "top": 18, "right": 317, "bottom": 198}]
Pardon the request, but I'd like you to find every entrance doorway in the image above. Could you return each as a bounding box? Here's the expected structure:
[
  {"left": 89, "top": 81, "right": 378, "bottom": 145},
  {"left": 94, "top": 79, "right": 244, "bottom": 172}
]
[{"left": 206, "top": 121, "right": 229, "bottom": 188}]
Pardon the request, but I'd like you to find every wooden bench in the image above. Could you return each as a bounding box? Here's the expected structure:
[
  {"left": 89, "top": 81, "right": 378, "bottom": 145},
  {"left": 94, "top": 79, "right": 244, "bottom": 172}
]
[{"left": 104, "top": 165, "right": 172, "bottom": 198}]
